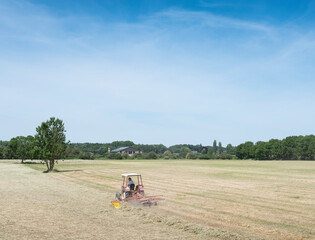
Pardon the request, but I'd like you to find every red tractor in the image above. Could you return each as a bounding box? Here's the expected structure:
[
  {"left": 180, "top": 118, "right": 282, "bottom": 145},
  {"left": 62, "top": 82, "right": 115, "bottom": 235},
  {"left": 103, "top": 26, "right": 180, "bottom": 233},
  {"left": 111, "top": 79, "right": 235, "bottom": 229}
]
[
  {"left": 115, "top": 173, "right": 164, "bottom": 207},
  {"left": 116, "top": 173, "right": 145, "bottom": 200}
]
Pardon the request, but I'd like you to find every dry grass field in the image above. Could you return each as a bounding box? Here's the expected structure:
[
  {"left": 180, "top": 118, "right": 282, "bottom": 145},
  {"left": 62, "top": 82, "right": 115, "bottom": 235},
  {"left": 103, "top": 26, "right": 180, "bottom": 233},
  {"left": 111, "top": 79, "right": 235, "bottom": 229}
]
[{"left": 1, "top": 159, "right": 314, "bottom": 240}]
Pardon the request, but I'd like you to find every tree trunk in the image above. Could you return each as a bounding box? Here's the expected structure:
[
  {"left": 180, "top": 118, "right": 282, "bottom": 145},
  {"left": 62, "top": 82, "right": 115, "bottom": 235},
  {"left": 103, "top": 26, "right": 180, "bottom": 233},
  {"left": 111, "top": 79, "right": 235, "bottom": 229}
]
[
  {"left": 45, "top": 160, "right": 49, "bottom": 171},
  {"left": 21, "top": 159, "right": 24, "bottom": 164},
  {"left": 49, "top": 160, "right": 55, "bottom": 171}
]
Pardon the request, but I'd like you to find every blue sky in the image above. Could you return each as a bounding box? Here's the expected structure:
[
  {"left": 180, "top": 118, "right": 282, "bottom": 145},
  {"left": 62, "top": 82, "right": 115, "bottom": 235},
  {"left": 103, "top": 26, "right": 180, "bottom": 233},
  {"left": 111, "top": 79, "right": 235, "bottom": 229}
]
[{"left": 1, "top": 0, "right": 315, "bottom": 146}]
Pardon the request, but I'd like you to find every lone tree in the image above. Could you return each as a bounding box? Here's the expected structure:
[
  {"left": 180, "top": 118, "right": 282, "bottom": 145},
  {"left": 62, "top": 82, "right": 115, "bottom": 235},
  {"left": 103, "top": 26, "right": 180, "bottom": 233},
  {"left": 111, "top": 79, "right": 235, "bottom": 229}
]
[{"left": 35, "top": 117, "right": 68, "bottom": 171}]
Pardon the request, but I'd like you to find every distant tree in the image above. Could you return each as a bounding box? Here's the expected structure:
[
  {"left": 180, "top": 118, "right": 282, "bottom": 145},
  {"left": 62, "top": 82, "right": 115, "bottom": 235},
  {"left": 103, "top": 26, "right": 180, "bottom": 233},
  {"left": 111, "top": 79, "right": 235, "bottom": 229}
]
[
  {"left": 146, "top": 152, "right": 157, "bottom": 159},
  {"left": 235, "top": 135, "right": 315, "bottom": 160},
  {"left": 0, "top": 145, "right": 6, "bottom": 159},
  {"left": 198, "top": 154, "right": 211, "bottom": 159},
  {"left": 0, "top": 141, "right": 9, "bottom": 147},
  {"left": 226, "top": 144, "right": 233, "bottom": 154},
  {"left": 122, "top": 153, "right": 129, "bottom": 159},
  {"left": 298, "top": 135, "right": 315, "bottom": 160},
  {"left": 281, "top": 136, "right": 299, "bottom": 160},
  {"left": 235, "top": 144, "right": 243, "bottom": 159},
  {"left": 218, "top": 142, "right": 222, "bottom": 154},
  {"left": 213, "top": 140, "right": 217, "bottom": 155},
  {"left": 309, "top": 135, "right": 315, "bottom": 160},
  {"left": 186, "top": 152, "right": 197, "bottom": 159},
  {"left": 235, "top": 141, "right": 255, "bottom": 159},
  {"left": 97, "top": 146, "right": 107, "bottom": 155},
  {"left": 201, "top": 148, "right": 207, "bottom": 154},
  {"left": 7, "top": 136, "right": 35, "bottom": 163},
  {"left": 35, "top": 117, "right": 68, "bottom": 171},
  {"left": 179, "top": 147, "right": 190, "bottom": 158},
  {"left": 131, "top": 153, "right": 144, "bottom": 159},
  {"left": 207, "top": 147, "right": 212, "bottom": 155},
  {"left": 255, "top": 142, "right": 269, "bottom": 160},
  {"left": 268, "top": 139, "right": 281, "bottom": 160},
  {"left": 133, "top": 144, "right": 167, "bottom": 154},
  {"left": 163, "top": 150, "right": 172, "bottom": 159},
  {"left": 79, "top": 152, "right": 94, "bottom": 160},
  {"left": 18, "top": 136, "right": 35, "bottom": 163},
  {"left": 7, "top": 137, "right": 19, "bottom": 159},
  {"left": 66, "top": 147, "right": 82, "bottom": 159},
  {"left": 168, "top": 144, "right": 202, "bottom": 154},
  {"left": 111, "top": 140, "right": 135, "bottom": 150}
]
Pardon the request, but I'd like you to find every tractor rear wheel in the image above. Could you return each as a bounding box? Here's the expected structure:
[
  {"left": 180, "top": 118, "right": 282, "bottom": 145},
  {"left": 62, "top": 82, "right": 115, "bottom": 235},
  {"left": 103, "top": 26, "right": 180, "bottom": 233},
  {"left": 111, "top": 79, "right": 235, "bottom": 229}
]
[{"left": 125, "top": 191, "right": 130, "bottom": 198}]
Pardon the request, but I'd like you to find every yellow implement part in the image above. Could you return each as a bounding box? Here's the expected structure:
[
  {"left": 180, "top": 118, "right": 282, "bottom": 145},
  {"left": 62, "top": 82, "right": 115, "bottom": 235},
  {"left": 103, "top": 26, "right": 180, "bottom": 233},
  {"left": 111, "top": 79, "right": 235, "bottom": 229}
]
[{"left": 111, "top": 200, "right": 120, "bottom": 209}]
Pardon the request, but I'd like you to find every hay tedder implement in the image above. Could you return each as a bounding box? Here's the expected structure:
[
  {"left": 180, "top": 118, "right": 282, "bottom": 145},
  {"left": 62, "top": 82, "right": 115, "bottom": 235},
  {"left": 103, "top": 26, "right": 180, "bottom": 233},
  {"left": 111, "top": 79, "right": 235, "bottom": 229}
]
[{"left": 112, "top": 173, "right": 164, "bottom": 208}]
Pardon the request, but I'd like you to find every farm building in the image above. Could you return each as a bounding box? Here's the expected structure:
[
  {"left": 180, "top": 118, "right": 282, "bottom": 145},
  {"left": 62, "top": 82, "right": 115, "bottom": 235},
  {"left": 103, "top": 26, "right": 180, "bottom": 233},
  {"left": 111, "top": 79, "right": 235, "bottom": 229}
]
[{"left": 111, "top": 147, "right": 140, "bottom": 155}]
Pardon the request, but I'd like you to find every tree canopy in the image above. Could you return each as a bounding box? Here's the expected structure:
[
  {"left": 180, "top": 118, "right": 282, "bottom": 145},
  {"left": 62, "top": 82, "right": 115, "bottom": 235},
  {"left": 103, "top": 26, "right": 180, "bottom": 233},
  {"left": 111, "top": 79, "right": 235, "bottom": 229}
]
[
  {"left": 35, "top": 117, "right": 68, "bottom": 171},
  {"left": 235, "top": 135, "right": 315, "bottom": 160}
]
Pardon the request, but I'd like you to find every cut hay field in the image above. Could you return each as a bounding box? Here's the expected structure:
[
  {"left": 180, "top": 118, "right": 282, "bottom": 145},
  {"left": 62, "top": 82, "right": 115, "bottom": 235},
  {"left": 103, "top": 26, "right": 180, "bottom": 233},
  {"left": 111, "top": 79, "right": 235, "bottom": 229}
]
[{"left": 1, "top": 160, "right": 314, "bottom": 240}]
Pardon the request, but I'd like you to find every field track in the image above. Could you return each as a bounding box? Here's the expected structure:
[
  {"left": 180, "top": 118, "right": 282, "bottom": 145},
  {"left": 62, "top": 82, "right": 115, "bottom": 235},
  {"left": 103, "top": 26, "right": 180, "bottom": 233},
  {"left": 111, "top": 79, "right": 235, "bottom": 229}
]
[{"left": 1, "top": 160, "right": 314, "bottom": 239}]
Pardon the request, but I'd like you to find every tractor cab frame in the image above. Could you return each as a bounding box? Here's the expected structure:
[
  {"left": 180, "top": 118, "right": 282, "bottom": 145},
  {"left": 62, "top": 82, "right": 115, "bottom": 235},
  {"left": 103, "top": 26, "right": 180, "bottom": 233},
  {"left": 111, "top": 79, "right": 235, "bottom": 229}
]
[{"left": 116, "top": 173, "right": 145, "bottom": 200}]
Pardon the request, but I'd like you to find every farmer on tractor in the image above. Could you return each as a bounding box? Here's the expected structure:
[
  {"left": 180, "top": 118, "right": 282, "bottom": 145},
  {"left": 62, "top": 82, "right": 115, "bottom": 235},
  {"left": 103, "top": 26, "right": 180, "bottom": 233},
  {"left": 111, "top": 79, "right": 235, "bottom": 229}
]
[{"left": 128, "top": 177, "right": 135, "bottom": 190}]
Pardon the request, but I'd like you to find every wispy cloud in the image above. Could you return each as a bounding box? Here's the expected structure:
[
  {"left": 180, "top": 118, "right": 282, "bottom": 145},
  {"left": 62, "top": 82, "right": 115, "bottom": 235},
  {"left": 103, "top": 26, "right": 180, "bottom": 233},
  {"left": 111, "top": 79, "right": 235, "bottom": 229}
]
[{"left": 155, "top": 9, "right": 273, "bottom": 34}]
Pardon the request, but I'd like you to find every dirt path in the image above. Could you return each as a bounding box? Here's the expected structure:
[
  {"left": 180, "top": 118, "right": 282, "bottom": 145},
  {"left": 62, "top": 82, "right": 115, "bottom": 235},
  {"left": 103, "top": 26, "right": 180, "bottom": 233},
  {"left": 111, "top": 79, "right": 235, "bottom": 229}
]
[{"left": 0, "top": 161, "right": 236, "bottom": 240}]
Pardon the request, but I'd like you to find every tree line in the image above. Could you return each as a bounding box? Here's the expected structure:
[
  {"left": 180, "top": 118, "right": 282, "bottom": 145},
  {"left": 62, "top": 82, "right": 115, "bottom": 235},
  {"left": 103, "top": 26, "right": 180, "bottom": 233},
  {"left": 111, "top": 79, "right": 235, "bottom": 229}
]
[
  {"left": 2, "top": 117, "right": 314, "bottom": 161},
  {"left": 235, "top": 135, "right": 315, "bottom": 160},
  {"left": 3, "top": 134, "right": 315, "bottom": 161},
  {"left": 66, "top": 140, "right": 235, "bottom": 160},
  {"left": 2, "top": 134, "right": 235, "bottom": 161}
]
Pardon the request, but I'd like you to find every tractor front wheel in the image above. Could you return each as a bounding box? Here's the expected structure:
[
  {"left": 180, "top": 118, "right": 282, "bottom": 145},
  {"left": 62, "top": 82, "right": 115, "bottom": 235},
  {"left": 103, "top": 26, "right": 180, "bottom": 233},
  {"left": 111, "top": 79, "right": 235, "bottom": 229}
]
[{"left": 116, "top": 192, "right": 121, "bottom": 201}]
